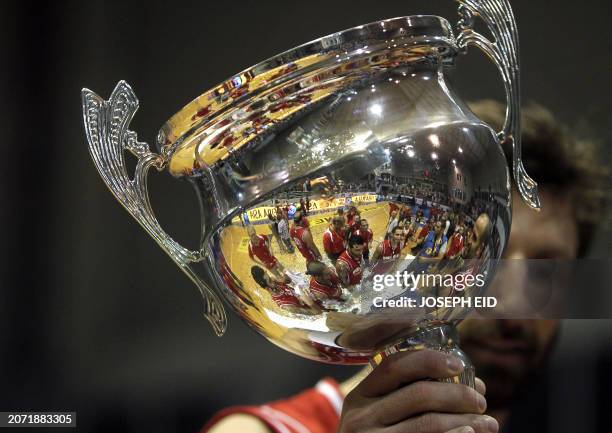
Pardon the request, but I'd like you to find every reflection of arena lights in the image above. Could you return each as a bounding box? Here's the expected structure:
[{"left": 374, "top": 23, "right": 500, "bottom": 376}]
[
  {"left": 399, "top": 138, "right": 410, "bottom": 143},
  {"left": 407, "top": 149, "right": 415, "bottom": 157},
  {"left": 369, "top": 103, "right": 383, "bottom": 116},
  {"left": 428, "top": 134, "right": 440, "bottom": 147},
  {"left": 458, "top": 147, "right": 464, "bottom": 153},
  {"left": 266, "top": 309, "right": 330, "bottom": 332},
  {"left": 431, "top": 152, "right": 438, "bottom": 160},
  {"left": 452, "top": 159, "right": 456, "bottom": 164},
  {"left": 313, "top": 142, "right": 325, "bottom": 153},
  {"left": 352, "top": 131, "right": 373, "bottom": 150}
]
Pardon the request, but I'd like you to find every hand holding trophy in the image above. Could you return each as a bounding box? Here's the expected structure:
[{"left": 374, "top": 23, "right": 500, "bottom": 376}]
[{"left": 82, "top": 0, "right": 540, "bottom": 388}]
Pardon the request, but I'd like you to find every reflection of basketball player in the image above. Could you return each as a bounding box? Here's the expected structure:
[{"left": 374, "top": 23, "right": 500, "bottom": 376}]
[
  {"left": 465, "top": 213, "right": 492, "bottom": 260},
  {"left": 290, "top": 211, "right": 322, "bottom": 264},
  {"left": 372, "top": 225, "right": 403, "bottom": 262},
  {"left": 322, "top": 216, "right": 346, "bottom": 264},
  {"left": 353, "top": 219, "right": 373, "bottom": 265},
  {"left": 305, "top": 261, "right": 343, "bottom": 306},
  {"left": 250, "top": 266, "right": 314, "bottom": 314},
  {"left": 246, "top": 225, "right": 288, "bottom": 282},
  {"left": 336, "top": 235, "right": 364, "bottom": 289},
  {"left": 440, "top": 214, "right": 493, "bottom": 297},
  {"left": 346, "top": 206, "right": 358, "bottom": 226},
  {"left": 348, "top": 214, "right": 361, "bottom": 236}
]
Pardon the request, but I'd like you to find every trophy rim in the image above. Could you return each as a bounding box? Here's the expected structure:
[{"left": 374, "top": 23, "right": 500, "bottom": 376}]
[{"left": 157, "top": 15, "right": 457, "bottom": 175}]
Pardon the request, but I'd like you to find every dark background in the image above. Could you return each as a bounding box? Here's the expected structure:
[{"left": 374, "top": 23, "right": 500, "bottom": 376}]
[{"left": 2, "top": 1, "right": 612, "bottom": 432}]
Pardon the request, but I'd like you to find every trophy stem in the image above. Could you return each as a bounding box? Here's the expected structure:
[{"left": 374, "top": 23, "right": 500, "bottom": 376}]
[{"left": 371, "top": 324, "right": 475, "bottom": 388}]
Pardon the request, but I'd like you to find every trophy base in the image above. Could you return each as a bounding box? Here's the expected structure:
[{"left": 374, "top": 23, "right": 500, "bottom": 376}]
[{"left": 370, "top": 324, "right": 475, "bottom": 388}]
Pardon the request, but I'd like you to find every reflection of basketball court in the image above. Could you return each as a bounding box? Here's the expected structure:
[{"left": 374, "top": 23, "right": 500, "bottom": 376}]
[{"left": 220, "top": 201, "right": 417, "bottom": 313}]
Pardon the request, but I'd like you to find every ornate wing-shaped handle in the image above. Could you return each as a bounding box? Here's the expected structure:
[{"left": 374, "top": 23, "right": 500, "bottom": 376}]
[
  {"left": 456, "top": 0, "right": 541, "bottom": 210},
  {"left": 82, "top": 81, "right": 227, "bottom": 336}
]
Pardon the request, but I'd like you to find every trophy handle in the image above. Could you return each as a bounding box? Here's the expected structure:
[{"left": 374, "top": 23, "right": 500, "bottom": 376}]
[
  {"left": 81, "top": 81, "right": 227, "bottom": 336},
  {"left": 456, "top": 0, "right": 541, "bottom": 210}
]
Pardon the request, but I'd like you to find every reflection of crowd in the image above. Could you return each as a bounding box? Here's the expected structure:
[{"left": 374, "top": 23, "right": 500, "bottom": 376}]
[{"left": 246, "top": 198, "right": 493, "bottom": 314}]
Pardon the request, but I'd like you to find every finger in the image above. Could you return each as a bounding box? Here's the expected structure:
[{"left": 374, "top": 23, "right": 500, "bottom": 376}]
[
  {"left": 374, "top": 381, "right": 486, "bottom": 425},
  {"left": 475, "top": 377, "right": 486, "bottom": 396},
  {"left": 359, "top": 350, "right": 464, "bottom": 397},
  {"left": 386, "top": 413, "right": 499, "bottom": 433}
]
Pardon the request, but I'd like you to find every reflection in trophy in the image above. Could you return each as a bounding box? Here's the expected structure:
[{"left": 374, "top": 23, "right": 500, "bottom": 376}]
[{"left": 82, "top": 0, "right": 540, "bottom": 387}]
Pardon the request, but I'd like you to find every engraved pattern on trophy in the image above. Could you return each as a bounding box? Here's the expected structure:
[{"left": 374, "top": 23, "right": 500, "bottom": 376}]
[
  {"left": 456, "top": 0, "right": 541, "bottom": 210},
  {"left": 81, "top": 80, "right": 227, "bottom": 336}
]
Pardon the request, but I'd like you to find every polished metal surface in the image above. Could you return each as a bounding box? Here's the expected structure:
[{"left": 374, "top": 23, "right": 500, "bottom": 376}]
[
  {"left": 82, "top": 82, "right": 227, "bottom": 336},
  {"left": 82, "top": 0, "right": 538, "bottom": 364},
  {"left": 456, "top": 0, "right": 540, "bottom": 210}
]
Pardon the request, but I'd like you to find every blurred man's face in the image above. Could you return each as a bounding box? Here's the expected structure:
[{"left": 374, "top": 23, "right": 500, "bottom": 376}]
[
  {"left": 392, "top": 229, "right": 403, "bottom": 243},
  {"left": 434, "top": 222, "right": 442, "bottom": 234},
  {"left": 332, "top": 219, "right": 344, "bottom": 231},
  {"left": 349, "top": 242, "right": 364, "bottom": 257},
  {"left": 322, "top": 266, "right": 335, "bottom": 280},
  {"left": 459, "top": 189, "right": 578, "bottom": 408},
  {"left": 465, "top": 214, "right": 490, "bottom": 258}
]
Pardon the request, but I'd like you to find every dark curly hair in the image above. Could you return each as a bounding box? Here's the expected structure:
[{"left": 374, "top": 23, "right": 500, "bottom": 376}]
[{"left": 470, "top": 100, "right": 610, "bottom": 257}]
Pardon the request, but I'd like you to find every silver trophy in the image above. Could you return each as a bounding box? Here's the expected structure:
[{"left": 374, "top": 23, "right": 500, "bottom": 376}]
[{"left": 82, "top": 0, "right": 539, "bottom": 386}]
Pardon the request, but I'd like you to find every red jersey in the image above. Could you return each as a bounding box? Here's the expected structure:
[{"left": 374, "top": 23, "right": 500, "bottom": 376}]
[
  {"left": 202, "top": 378, "right": 342, "bottom": 433},
  {"left": 290, "top": 225, "right": 317, "bottom": 262},
  {"left": 337, "top": 250, "right": 363, "bottom": 285},
  {"left": 445, "top": 233, "right": 464, "bottom": 258},
  {"left": 248, "top": 234, "right": 278, "bottom": 269},
  {"left": 309, "top": 273, "right": 342, "bottom": 300},
  {"left": 322, "top": 228, "right": 345, "bottom": 255},
  {"left": 354, "top": 228, "right": 373, "bottom": 250},
  {"left": 380, "top": 239, "right": 401, "bottom": 259},
  {"left": 271, "top": 283, "right": 304, "bottom": 309}
]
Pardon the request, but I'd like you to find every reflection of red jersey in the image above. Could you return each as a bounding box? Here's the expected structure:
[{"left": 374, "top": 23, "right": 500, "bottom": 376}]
[
  {"left": 290, "top": 225, "right": 317, "bottom": 262},
  {"left": 418, "top": 223, "right": 430, "bottom": 239},
  {"left": 322, "top": 228, "right": 345, "bottom": 255},
  {"left": 348, "top": 220, "right": 361, "bottom": 235},
  {"left": 248, "top": 234, "right": 278, "bottom": 269},
  {"left": 445, "top": 233, "right": 464, "bottom": 258},
  {"left": 380, "top": 239, "right": 401, "bottom": 259},
  {"left": 202, "top": 378, "right": 343, "bottom": 433},
  {"left": 309, "top": 273, "right": 342, "bottom": 299},
  {"left": 271, "top": 283, "right": 304, "bottom": 309},
  {"left": 354, "top": 228, "right": 373, "bottom": 251},
  {"left": 337, "top": 251, "right": 363, "bottom": 285},
  {"left": 388, "top": 202, "right": 399, "bottom": 216}
]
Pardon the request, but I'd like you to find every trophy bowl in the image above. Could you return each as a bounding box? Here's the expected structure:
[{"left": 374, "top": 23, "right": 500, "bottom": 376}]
[{"left": 82, "top": 0, "right": 540, "bottom": 385}]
